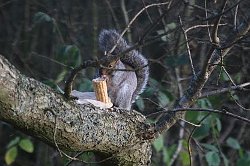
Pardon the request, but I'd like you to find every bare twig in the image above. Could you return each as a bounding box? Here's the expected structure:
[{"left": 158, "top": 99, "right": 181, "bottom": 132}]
[
  {"left": 202, "top": 0, "right": 245, "bottom": 22},
  {"left": 31, "top": 52, "right": 73, "bottom": 70},
  {"left": 109, "top": 1, "right": 170, "bottom": 54},
  {"left": 155, "top": 108, "right": 250, "bottom": 124},
  {"left": 140, "top": 0, "right": 153, "bottom": 24},
  {"left": 140, "top": 0, "right": 174, "bottom": 43},
  {"left": 234, "top": 1, "right": 239, "bottom": 30},
  {"left": 200, "top": 82, "right": 250, "bottom": 98},
  {"left": 185, "top": 23, "right": 226, "bottom": 33},
  {"left": 64, "top": 60, "right": 98, "bottom": 98},
  {"left": 211, "top": 0, "right": 228, "bottom": 44},
  {"left": 188, "top": 113, "right": 210, "bottom": 166},
  {"left": 175, "top": 108, "right": 250, "bottom": 123},
  {"left": 229, "top": 92, "right": 250, "bottom": 111},
  {"left": 204, "top": 0, "right": 212, "bottom": 42},
  {"left": 105, "top": 0, "right": 121, "bottom": 30},
  {"left": 0, "top": 0, "right": 14, "bottom": 8},
  {"left": 120, "top": 0, "right": 132, "bottom": 42},
  {"left": 169, "top": 67, "right": 185, "bottom": 166},
  {"left": 169, "top": 121, "right": 185, "bottom": 166},
  {"left": 179, "top": 16, "right": 196, "bottom": 76},
  {"left": 180, "top": 118, "right": 201, "bottom": 127},
  {"left": 222, "top": 66, "right": 236, "bottom": 86}
]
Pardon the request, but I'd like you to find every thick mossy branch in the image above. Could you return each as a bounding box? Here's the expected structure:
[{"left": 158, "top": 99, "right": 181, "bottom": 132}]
[{"left": 0, "top": 55, "right": 151, "bottom": 166}]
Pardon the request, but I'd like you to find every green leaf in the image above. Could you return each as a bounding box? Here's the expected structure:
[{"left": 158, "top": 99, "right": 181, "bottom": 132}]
[
  {"left": 235, "top": 73, "right": 242, "bottom": 83},
  {"left": 42, "top": 80, "right": 63, "bottom": 93},
  {"left": 156, "top": 29, "right": 167, "bottom": 42},
  {"left": 221, "top": 72, "right": 230, "bottom": 81},
  {"left": 78, "top": 78, "right": 93, "bottom": 91},
  {"left": 166, "top": 22, "right": 176, "bottom": 30},
  {"left": 185, "top": 111, "right": 199, "bottom": 123},
  {"left": 149, "top": 78, "right": 160, "bottom": 87},
  {"left": 55, "top": 69, "right": 68, "bottom": 84},
  {"left": 79, "top": 151, "right": 95, "bottom": 161},
  {"left": 205, "top": 151, "right": 221, "bottom": 166},
  {"left": 157, "top": 91, "right": 170, "bottom": 107},
  {"left": 163, "top": 144, "right": 177, "bottom": 164},
  {"left": 197, "top": 98, "right": 212, "bottom": 108},
  {"left": 58, "top": 45, "right": 81, "bottom": 67},
  {"left": 163, "top": 147, "right": 170, "bottom": 164},
  {"left": 215, "top": 118, "right": 222, "bottom": 132},
  {"left": 165, "top": 54, "right": 189, "bottom": 67},
  {"left": 7, "top": 137, "right": 20, "bottom": 149},
  {"left": 226, "top": 137, "right": 241, "bottom": 150},
  {"left": 193, "top": 123, "right": 210, "bottom": 139},
  {"left": 5, "top": 146, "right": 18, "bottom": 165},
  {"left": 180, "top": 151, "right": 190, "bottom": 166},
  {"left": 18, "top": 139, "right": 34, "bottom": 153},
  {"left": 135, "top": 97, "right": 145, "bottom": 111},
  {"left": 33, "top": 12, "right": 52, "bottom": 24},
  {"left": 153, "top": 135, "right": 164, "bottom": 152},
  {"left": 221, "top": 153, "right": 229, "bottom": 166},
  {"left": 201, "top": 144, "right": 219, "bottom": 152},
  {"left": 143, "top": 87, "right": 155, "bottom": 97},
  {"left": 237, "top": 153, "right": 250, "bottom": 166}
]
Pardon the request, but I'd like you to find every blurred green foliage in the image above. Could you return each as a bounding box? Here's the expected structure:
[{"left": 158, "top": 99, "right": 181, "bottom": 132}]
[{"left": 0, "top": 0, "right": 249, "bottom": 166}]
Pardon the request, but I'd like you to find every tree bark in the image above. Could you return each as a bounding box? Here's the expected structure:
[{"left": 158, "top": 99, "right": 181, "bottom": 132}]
[{"left": 0, "top": 55, "right": 151, "bottom": 165}]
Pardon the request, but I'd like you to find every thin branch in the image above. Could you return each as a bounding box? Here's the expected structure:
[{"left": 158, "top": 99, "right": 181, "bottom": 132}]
[
  {"left": 109, "top": 1, "right": 170, "bottom": 54},
  {"left": 188, "top": 113, "right": 210, "bottom": 166},
  {"left": 200, "top": 82, "right": 250, "bottom": 98},
  {"left": 201, "top": 0, "right": 245, "bottom": 22},
  {"left": 174, "top": 108, "right": 250, "bottom": 123},
  {"left": 139, "top": 0, "right": 174, "bottom": 43},
  {"left": 185, "top": 23, "right": 227, "bottom": 33},
  {"left": 120, "top": 0, "right": 132, "bottom": 43},
  {"left": 144, "top": 20, "right": 250, "bottom": 138},
  {"left": 141, "top": 107, "right": 250, "bottom": 141},
  {"left": 169, "top": 67, "right": 186, "bottom": 166},
  {"left": 156, "top": 108, "right": 250, "bottom": 124},
  {"left": 229, "top": 92, "right": 250, "bottom": 111},
  {"left": 179, "top": 16, "right": 196, "bottom": 76},
  {"left": 31, "top": 52, "right": 73, "bottom": 70},
  {"left": 169, "top": 121, "right": 185, "bottom": 166},
  {"left": 211, "top": 0, "right": 228, "bottom": 44},
  {"left": 0, "top": 0, "right": 14, "bottom": 8},
  {"left": 222, "top": 66, "right": 236, "bottom": 86},
  {"left": 64, "top": 60, "right": 98, "bottom": 98},
  {"left": 204, "top": 0, "right": 212, "bottom": 42},
  {"left": 65, "top": 151, "right": 84, "bottom": 166},
  {"left": 234, "top": 0, "right": 239, "bottom": 30},
  {"left": 221, "top": 23, "right": 250, "bottom": 49},
  {"left": 140, "top": 0, "right": 153, "bottom": 24},
  {"left": 180, "top": 118, "right": 201, "bottom": 127},
  {"left": 105, "top": 0, "right": 121, "bottom": 30}
]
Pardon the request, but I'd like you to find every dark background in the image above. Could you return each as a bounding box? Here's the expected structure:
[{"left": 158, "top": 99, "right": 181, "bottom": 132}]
[{"left": 0, "top": 0, "right": 250, "bottom": 165}]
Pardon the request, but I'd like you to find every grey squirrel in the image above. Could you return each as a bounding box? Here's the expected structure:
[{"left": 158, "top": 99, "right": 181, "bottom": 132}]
[{"left": 98, "top": 29, "right": 149, "bottom": 110}]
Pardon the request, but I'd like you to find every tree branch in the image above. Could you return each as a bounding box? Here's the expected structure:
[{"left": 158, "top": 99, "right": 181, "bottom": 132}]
[
  {"left": 144, "top": 21, "right": 250, "bottom": 139},
  {"left": 0, "top": 55, "right": 152, "bottom": 166}
]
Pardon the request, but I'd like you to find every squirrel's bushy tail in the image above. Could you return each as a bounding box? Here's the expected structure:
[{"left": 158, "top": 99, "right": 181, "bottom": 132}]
[
  {"left": 99, "top": 29, "right": 127, "bottom": 54},
  {"left": 99, "top": 29, "right": 149, "bottom": 103}
]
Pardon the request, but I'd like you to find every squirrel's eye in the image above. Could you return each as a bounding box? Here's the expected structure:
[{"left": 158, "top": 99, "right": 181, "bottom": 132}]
[{"left": 108, "top": 64, "right": 113, "bottom": 68}]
